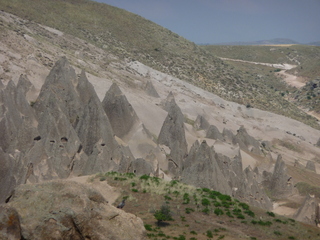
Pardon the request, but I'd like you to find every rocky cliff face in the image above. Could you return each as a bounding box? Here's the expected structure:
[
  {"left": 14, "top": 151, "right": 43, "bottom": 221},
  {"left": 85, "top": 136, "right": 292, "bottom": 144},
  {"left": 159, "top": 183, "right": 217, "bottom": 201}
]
[
  {"left": 182, "top": 140, "right": 273, "bottom": 210},
  {"left": 0, "top": 58, "right": 138, "bottom": 203},
  {"left": 2, "top": 180, "right": 146, "bottom": 240},
  {"left": 293, "top": 194, "right": 319, "bottom": 226},
  {"left": 262, "top": 155, "right": 295, "bottom": 199},
  {"left": 158, "top": 94, "right": 188, "bottom": 176},
  {"left": 102, "top": 83, "right": 140, "bottom": 140}
]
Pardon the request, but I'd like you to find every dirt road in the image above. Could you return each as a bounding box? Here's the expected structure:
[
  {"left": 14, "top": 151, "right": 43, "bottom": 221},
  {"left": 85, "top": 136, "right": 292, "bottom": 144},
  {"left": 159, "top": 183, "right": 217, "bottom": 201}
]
[{"left": 220, "top": 57, "right": 306, "bottom": 88}]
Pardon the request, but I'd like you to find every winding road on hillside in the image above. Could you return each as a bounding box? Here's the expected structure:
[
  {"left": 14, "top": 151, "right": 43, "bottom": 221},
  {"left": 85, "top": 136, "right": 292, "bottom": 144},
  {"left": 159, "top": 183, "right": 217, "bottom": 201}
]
[{"left": 220, "top": 57, "right": 306, "bottom": 88}]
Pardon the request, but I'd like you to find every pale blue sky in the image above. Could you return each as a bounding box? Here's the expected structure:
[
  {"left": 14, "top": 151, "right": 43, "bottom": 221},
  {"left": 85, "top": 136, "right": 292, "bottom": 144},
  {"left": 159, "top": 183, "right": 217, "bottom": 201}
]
[{"left": 95, "top": 0, "right": 320, "bottom": 44}]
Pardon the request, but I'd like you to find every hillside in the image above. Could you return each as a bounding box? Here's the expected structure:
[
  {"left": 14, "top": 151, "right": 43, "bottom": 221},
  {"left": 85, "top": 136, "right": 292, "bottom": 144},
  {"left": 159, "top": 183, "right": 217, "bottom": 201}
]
[
  {"left": 201, "top": 45, "right": 320, "bottom": 80},
  {"left": 202, "top": 44, "right": 320, "bottom": 118},
  {"left": 0, "top": 2, "right": 320, "bottom": 239},
  {"left": 0, "top": 0, "right": 319, "bottom": 129}
]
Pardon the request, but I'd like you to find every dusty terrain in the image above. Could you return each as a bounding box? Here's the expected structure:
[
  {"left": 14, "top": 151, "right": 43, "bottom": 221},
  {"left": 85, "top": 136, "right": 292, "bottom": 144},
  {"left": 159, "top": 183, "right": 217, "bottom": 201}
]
[{"left": 1, "top": 10, "right": 320, "bottom": 222}]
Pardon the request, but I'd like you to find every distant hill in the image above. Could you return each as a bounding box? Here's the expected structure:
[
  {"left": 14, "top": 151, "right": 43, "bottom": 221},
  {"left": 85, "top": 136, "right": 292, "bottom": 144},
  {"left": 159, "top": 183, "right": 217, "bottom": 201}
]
[
  {"left": 208, "top": 38, "right": 301, "bottom": 46},
  {"left": 308, "top": 41, "right": 320, "bottom": 46}
]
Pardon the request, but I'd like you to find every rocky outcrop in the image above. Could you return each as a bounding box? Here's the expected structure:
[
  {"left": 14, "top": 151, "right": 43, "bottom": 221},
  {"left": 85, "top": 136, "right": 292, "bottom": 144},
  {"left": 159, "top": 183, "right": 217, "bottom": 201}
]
[
  {"left": 206, "top": 125, "right": 224, "bottom": 141},
  {"left": 306, "top": 161, "right": 317, "bottom": 173},
  {"left": 262, "top": 155, "right": 294, "bottom": 199},
  {"left": 222, "top": 128, "right": 235, "bottom": 143},
  {"left": 233, "top": 126, "right": 262, "bottom": 155},
  {"left": 102, "top": 82, "right": 140, "bottom": 139},
  {"left": 182, "top": 141, "right": 272, "bottom": 210},
  {"left": 161, "top": 91, "right": 175, "bottom": 112},
  {"left": 5, "top": 180, "right": 146, "bottom": 240},
  {"left": 34, "top": 57, "right": 82, "bottom": 128},
  {"left": 194, "top": 115, "right": 210, "bottom": 130},
  {"left": 0, "top": 205, "right": 22, "bottom": 240},
  {"left": 182, "top": 140, "right": 231, "bottom": 195},
  {"left": 128, "top": 158, "right": 154, "bottom": 176},
  {"left": 294, "top": 194, "right": 319, "bottom": 227},
  {"left": 316, "top": 138, "right": 320, "bottom": 148},
  {"left": 242, "top": 166, "right": 273, "bottom": 210},
  {"left": 0, "top": 77, "right": 41, "bottom": 202},
  {"left": 144, "top": 80, "right": 160, "bottom": 98},
  {"left": 158, "top": 94, "right": 187, "bottom": 176}
]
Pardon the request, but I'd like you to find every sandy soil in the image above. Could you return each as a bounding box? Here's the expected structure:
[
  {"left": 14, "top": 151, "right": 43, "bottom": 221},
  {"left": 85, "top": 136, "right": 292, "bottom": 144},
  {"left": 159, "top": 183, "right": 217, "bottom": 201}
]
[{"left": 277, "top": 70, "right": 306, "bottom": 88}]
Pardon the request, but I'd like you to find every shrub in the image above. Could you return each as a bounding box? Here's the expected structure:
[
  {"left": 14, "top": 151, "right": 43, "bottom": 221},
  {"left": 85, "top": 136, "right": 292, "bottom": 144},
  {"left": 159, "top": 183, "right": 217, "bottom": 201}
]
[
  {"left": 218, "top": 194, "right": 231, "bottom": 202},
  {"left": 99, "top": 176, "right": 106, "bottom": 181},
  {"left": 164, "top": 195, "right": 172, "bottom": 200},
  {"left": 131, "top": 182, "right": 136, "bottom": 187},
  {"left": 202, "top": 188, "right": 211, "bottom": 192},
  {"left": 244, "top": 210, "right": 255, "bottom": 217},
  {"left": 173, "top": 190, "right": 180, "bottom": 196},
  {"left": 185, "top": 208, "right": 194, "bottom": 214},
  {"left": 140, "top": 174, "right": 150, "bottom": 180},
  {"left": 144, "top": 224, "right": 153, "bottom": 231},
  {"left": 169, "top": 180, "right": 179, "bottom": 186},
  {"left": 274, "top": 231, "right": 282, "bottom": 236},
  {"left": 177, "top": 235, "right": 186, "bottom": 240},
  {"left": 201, "top": 198, "right": 210, "bottom": 206},
  {"left": 154, "top": 204, "right": 173, "bottom": 225},
  {"left": 226, "top": 211, "right": 234, "bottom": 218},
  {"left": 125, "top": 172, "right": 135, "bottom": 178},
  {"left": 183, "top": 193, "right": 190, "bottom": 204},
  {"left": 236, "top": 214, "right": 245, "bottom": 219},
  {"left": 266, "top": 211, "right": 275, "bottom": 217},
  {"left": 239, "top": 202, "right": 250, "bottom": 210},
  {"left": 190, "top": 230, "right": 197, "bottom": 235},
  {"left": 202, "top": 207, "right": 210, "bottom": 214},
  {"left": 114, "top": 177, "right": 127, "bottom": 181},
  {"left": 206, "top": 230, "right": 213, "bottom": 238},
  {"left": 131, "top": 188, "right": 138, "bottom": 192},
  {"left": 214, "top": 208, "right": 224, "bottom": 216}
]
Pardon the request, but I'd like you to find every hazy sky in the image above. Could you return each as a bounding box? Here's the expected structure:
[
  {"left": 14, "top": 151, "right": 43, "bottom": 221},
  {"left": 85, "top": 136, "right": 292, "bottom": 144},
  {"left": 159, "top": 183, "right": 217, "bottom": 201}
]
[{"left": 95, "top": 0, "right": 320, "bottom": 44}]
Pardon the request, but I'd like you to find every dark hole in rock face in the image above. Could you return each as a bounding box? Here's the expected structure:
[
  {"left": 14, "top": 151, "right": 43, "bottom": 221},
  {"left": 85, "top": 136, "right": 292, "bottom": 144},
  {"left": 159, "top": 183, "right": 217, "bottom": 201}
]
[
  {"left": 50, "top": 140, "right": 55, "bottom": 143},
  {"left": 77, "top": 144, "right": 82, "bottom": 153},
  {"left": 101, "top": 143, "right": 105, "bottom": 146},
  {"left": 61, "top": 137, "right": 68, "bottom": 142},
  {"left": 34, "top": 136, "right": 41, "bottom": 141}
]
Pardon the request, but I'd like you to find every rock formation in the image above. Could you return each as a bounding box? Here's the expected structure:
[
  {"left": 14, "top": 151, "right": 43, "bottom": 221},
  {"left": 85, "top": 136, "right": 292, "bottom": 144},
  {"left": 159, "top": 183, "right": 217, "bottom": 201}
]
[
  {"left": 233, "top": 126, "right": 262, "bottom": 155},
  {"left": 294, "top": 194, "right": 319, "bottom": 227},
  {"left": 206, "top": 124, "right": 224, "bottom": 141},
  {"left": 128, "top": 158, "right": 154, "bottom": 176},
  {"left": 182, "top": 141, "right": 272, "bottom": 210},
  {"left": 262, "top": 155, "right": 294, "bottom": 199},
  {"left": 0, "top": 57, "right": 138, "bottom": 202},
  {"left": 4, "top": 180, "right": 146, "bottom": 239},
  {"left": 102, "top": 82, "right": 140, "bottom": 139},
  {"left": 0, "top": 77, "right": 41, "bottom": 202},
  {"left": 316, "top": 137, "right": 320, "bottom": 148},
  {"left": 182, "top": 140, "right": 231, "bottom": 195},
  {"left": 144, "top": 80, "right": 160, "bottom": 98},
  {"left": 0, "top": 205, "right": 22, "bottom": 240},
  {"left": 306, "top": 161, "right": 317, "bottom": 173},
  {"left": 222, "top": 128, "right": 235, "bottom": 143},
  {"left": 194, "top": 115, "right": 210, "bottom": 130},
  {"left": 158, "top": 94, "right": 188, "bottom": 176}
]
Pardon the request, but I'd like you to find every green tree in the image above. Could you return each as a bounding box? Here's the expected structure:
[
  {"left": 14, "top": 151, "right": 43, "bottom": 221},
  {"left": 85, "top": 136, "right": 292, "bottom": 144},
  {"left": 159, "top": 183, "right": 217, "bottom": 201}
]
[{"left": 154, "top": 204, "right": 173, "bottom": 225}]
